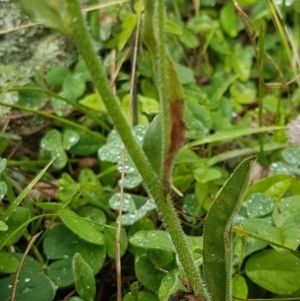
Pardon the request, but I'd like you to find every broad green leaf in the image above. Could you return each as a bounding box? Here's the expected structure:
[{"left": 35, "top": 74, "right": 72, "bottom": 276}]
[
  {"left": 62, "top": 73, "right": 86, "bottom": 100},
  {"left": 51, "top": 91, "right": 73, "bottom": 117},
  {"left": 220, "top": 3, "right": 239, "bottom": 38},
  {"left": 62, "top": 129, "right": 80, "bottom": 150},
  {"left": 203, "top": 157, "right": 254, "bottom": 301},
  {"left": 104, "top": 222, "right": 128, "bottom": 259},
  {"left": 73, "top": 253, "right": 96, "bottom": 301},
  {"left": 121, "top": 202, "right": 156, "bottom": 226},
  {"left": 0, "top": 220, "right": 8, "bottom": 231},
  {"left": 0, "top": 252, "right": 19, "bottom": 273},
  {"left": 40, "top": 130, "right": 67, "bottom": 169},
  {"left": 46, "top": 66, "right": 71, "bottom": 87},
  {"left": 59, "top": 207, "right": 104, "bottom": 245},
  {"left": 129, "top": 230, "right": 174, "bottom": 252},
  {"left": 109, "top": 193, "right": 137, "bottom": 212},
  {"left": 193, "top": 166, "right": 222, "bottom": 183},
  {"left": 0, "top": 273, "right": 56, "bottom": 301},
  {"left": 243, "top": 174, "right": 291, "bottom": 201},
  {"left": 246, "top": 193, "right": 273, "bottom": 218},
  {"left": 178, "top": 29, "right": 200, "bottom": 49},
  {"left": 77, "top": 206, "right": 107, "bottom": 230},
  {"left": 0, "top": 207, "right": 30, "bottom": 246},
  {"left": 135, "top": 251, "right": 165, "bottom": 291},
  {"left": 246, "top": 249, "right": 300, "bottom": 295},
  {"left": 174, "top": 63, "right": 195, "bottom": 85},
  {"left": 232, "top": 46, "right": 254, "bottom": 82},
  {"left": 17, "top": 85, "right": 48, "bottom": 110},
  {"left": 75, "top": 239, "right": 107, "bottom": 274},
  {"left": 47, "top": 257, "right": 74, "bottom": 287},
  {"left": 79, "top": 93, "right": 106, "bottom": 112},
  {"left": 98, "top": 126, "right": 146, "bottom": 188},
  {"left": 165, "top": 19, "right": 183, "bottom": 35},
  {"left": 243, "top": 218, "right": 299, "bottom": 250},
  {"left": 158, "top": 269, "right": 185, "bottom": 301},
  {"left": 149, "top": 249, "right": 175, "bottom": 270},
  {"left": 232, "top": 275, "right": 248, "bottom": 300},
  {"left": 230, "top": 81, "right": 257, "bottom": 105},
  {"left": 58, "top": 173, "right": 79, "bottom": 203},
  {"left": 273, "top": 195, "right": 300, "bottom": 227},
  {"left": 187, "top": 15, "right": 218, "bottom": 33},
  {"left": 43, "top": 224, "right": 78, "bottom": 260},
  {"left": 13, "top": 0, "right": 72, "bottom": 35},
  {"left": 282, "top": 147, "right": 300, "bottom": 165}
]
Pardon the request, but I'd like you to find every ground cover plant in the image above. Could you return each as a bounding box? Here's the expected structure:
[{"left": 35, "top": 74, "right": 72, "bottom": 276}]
[{"left": 0, "top": 0, "right": 300, "bottom": 300}]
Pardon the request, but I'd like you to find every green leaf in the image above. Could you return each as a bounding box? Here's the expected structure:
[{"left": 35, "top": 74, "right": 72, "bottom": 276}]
[
  {"left": 77, "top": 206, "right": 107, "bottom": 230},
  {"left": 246, "top": 249, "right": 300, "bottom": 295},
  {"left": 104, "top": 222, "right": 128, "bottom": 259},
  {"left": 220, "top": 3, "right": 239, "bottom": 38},
  {"left": 43, "top": 224, "right": 78, "bottom": 260},
  {"left": 174, "top": 63, "right": 195, "bottom": 85},
  {"left": 17, "top": 85, "right": 48, "bottom": 110},
  {"left": 109, "top": 193, "right": 137, "bottom": 212},
  {"left": 40, "top": 130, "right": 67, "bottom": 169},
  {"left": 47, "top": 257, "right": 74, "bottom": 287},
  {"left": 129, "top": 230, "right": 174, "bottom": 252},
  {"left": 73, "top": 253, "right": 96, "bottom": 301},
  {"left": 243, "top": 218, "right": 299, "bottom": 251},
  {"left": 59, "top": 207, "right": 105, "bottom": 245},
  {"left": 0, "top": 158, "right": 6, "bottom": 173},
  {"left": 0, "top": 274, "right": 56, "bottom": 301},
  {"left": 273, "top": 195, "right": 300, "bottom": 227},
  {"left": 79, "top": 93, "right": 106, "bottom": 112},
  {"left": 118, "top": 13, "right": 137, "bottom": 51},
  {"left": 62, "top": 129, "right": 80, "bottom": 150},
  {"left": 135, "top": 251, "right": 165, "bottom": 291},
  {"left": 0, "top": 181, "right": 7, "bottom": 200},
  {"left": 51, "top": 91, "right": 73, "bottom": 117},
  {"left": 203, "top": 157, "right": 255, "bottom": 301},
  {"left": 75, "top": 239, "right": 107, "bottom": 274},
  {"left": 13, "top": 0, "right": 72, "bottom": 35},
  {"left": 121, "top": 202, "right": 156, "bottom": 226},
  {"left": 143, "top": 115, "right": 163, "bottom": 176},
  {"left": 62, "top": 73, "right": 86, "bottom": 100},
  {"left": 232, "top": 46, "right": 254, "bottom": 82},
  {"left": 46, "top": 66, "right": 71, "bottom": 87},
  {"left": 232, "top": 275, "right": 248, "bottom": 300},
  {"left": 246, "top": 193, "right": 274, "bottom": 218},
  {"left": 178, "top": 29, "right": 200, "bottom": 49},
  {"left": 0, "top": 207, "right": 30, "bottom": 246},
  {"left": 58, "top": 173, "right": 79, "bottom": 203},
  {"left": 193, "top": 166, "right": 222, "bottom": 183},
  {"left": 158, "top": 269, "right": 185, "bottom": 301},
  {"left": 230, "top": 81, "right": 257, "bottom": 105},
  {"left": 0, "top": 252, "right": 19, "bottom": 273},
  {"left": 165, "top": 19, "right": 183, "bottom": 35}
]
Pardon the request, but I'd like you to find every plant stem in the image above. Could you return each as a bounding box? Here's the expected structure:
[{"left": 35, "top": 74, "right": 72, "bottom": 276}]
[{"left": 66, "top": 1, "right": 209, "bottom": 299}]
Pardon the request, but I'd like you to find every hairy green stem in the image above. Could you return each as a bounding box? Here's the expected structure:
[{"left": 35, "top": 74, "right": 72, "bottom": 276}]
[
  {"left": 66, "top": 0, "right": 208, "bottom": 299},
  {"left": 142, "top": 0, "right": 170, "bottom": 177}
]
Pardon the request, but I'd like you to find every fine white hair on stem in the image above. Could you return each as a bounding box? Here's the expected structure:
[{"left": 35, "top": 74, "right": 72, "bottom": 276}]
[{"left": 287, "top": 116, "right": 300, "bottom": 145}]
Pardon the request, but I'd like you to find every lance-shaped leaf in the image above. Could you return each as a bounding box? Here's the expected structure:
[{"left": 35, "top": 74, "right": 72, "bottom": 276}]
[{"left": 203, "top": 157, "right": 255, "bottom": 301}]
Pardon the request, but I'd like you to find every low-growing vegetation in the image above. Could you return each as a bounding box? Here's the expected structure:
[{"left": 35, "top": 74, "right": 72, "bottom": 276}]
[{"left": 0, "top": 0, "right": 300, "bottom": 300}]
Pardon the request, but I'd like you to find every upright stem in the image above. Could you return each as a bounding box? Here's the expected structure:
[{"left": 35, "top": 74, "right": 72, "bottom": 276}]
[{"left": 66, "top": 1, "right": 209, "bottom": 299}]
